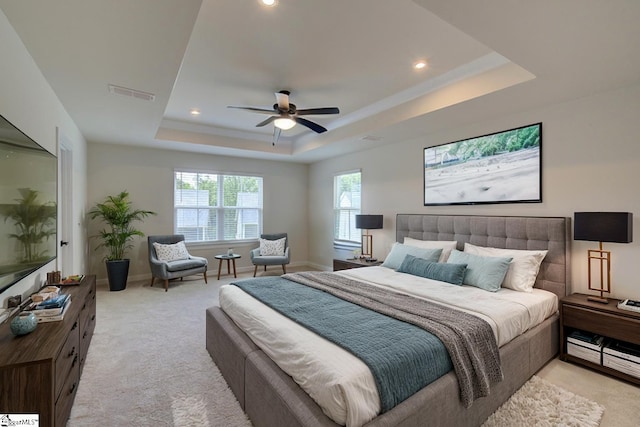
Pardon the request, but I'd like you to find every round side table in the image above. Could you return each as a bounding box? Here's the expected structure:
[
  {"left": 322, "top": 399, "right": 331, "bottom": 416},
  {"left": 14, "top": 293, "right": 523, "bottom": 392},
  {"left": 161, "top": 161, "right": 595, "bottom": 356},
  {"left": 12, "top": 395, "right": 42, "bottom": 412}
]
[{"left": 215, "top": 254, "right": 241, "bottom": 280}]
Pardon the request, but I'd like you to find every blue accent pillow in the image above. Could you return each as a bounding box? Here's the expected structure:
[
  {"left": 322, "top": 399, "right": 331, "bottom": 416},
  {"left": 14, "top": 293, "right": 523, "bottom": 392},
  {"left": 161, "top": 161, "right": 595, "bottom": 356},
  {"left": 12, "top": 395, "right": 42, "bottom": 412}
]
[
  {"left": 398, "top": 255, "right": 467, "bottom": 285},
  {"left": 447, "top": 249, "right": 512, "bottom": 292},
  {"left": 381, "top": 243, "right": 442, "bottom": 270}
]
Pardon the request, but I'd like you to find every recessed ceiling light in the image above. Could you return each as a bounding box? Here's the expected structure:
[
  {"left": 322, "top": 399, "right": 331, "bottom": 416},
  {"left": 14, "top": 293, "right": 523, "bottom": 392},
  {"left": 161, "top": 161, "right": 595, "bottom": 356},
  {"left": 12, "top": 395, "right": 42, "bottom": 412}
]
[
  {"left": 413, "top": 60, "right": 427, "bottom": 70},
  {"left": 261, "top": 0, "right": 276, "bottom": 6},
  {"left": 190, "top": 109, "right": 201, "bottom": 116}
]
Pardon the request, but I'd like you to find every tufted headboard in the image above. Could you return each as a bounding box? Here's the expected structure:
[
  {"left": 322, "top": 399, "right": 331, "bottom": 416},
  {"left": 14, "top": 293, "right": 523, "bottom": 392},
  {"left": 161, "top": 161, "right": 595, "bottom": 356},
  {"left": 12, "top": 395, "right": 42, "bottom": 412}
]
[{"left": 396, "top": 214, "right": 571, "bottom": 299}]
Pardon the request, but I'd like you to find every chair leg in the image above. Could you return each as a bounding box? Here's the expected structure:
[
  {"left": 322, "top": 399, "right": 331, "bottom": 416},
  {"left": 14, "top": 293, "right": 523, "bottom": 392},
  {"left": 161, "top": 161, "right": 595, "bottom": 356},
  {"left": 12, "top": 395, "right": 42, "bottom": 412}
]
[
  {"left": 264, "top": 265, "right": 267, "bottom": 271},
  {"left": 203, "top": 271, "right": 208, "bottom": 284},
  {"left": 164, "top": 279, "right": 169, "bottom": 292},
  {"left": 150, "top": 276, "right": 155, "bottom": 287},
  {"left": 253, "top": 265, "right": 258, "bottom": 277},
  {"left": 282, "top": 265, "right": 286, "bottom": 274}
]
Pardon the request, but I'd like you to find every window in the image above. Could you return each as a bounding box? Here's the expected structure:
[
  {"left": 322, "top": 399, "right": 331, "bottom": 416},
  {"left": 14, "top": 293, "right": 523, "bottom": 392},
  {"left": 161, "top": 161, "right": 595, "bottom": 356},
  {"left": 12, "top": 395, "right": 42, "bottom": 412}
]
[
  {"left": 334, "top": 171, "right": 361, "bottom": 246},
  {"left": 174, "top": 171, "right": 263, "bottom": 243}
]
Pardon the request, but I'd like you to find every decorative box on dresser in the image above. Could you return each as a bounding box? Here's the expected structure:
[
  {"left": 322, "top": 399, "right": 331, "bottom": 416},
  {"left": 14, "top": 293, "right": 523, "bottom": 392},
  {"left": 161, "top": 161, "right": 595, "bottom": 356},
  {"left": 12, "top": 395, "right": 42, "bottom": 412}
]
[
  {"left": 560, "top": 292, "right": 640, "bottom": 385},
  {"left": 333, "top": 257, "right": 383, "bottom": 271},
  {"left": 0, "top": 275, "right": 96, "bottom": 427}
]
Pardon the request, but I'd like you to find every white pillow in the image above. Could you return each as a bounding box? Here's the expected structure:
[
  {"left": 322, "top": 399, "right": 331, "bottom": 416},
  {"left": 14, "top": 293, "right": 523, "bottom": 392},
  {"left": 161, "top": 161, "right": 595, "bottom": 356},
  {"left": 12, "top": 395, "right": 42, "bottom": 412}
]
[
  {"left": 463, "top": 243, "right": 548, "bottom": 292},
  {"left": 259, "top": 237, "right": 286, "bottom": 256},
  {"left": 403, "top": 237, "right": 458, "bottom": 262},
  {"left": 153, "top": 241, "right": 190, "bottom": 262}
]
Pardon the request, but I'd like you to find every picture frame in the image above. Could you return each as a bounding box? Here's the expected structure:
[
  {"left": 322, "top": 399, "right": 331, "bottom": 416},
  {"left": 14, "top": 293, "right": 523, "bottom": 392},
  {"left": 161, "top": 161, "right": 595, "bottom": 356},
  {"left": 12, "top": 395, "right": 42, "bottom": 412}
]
[{"left": 424, "top": 123, "right": 542, "bottom": 206}]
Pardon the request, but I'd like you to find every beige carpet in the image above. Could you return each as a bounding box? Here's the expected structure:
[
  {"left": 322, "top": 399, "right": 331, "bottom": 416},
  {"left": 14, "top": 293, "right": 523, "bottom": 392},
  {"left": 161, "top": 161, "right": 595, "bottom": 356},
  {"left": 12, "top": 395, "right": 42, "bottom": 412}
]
[
  {"left": 69, "top": 271, "right": 609, "bottom": 426},
  {"left": 68, "top": 275, "right": 251, "bottom": 427}
]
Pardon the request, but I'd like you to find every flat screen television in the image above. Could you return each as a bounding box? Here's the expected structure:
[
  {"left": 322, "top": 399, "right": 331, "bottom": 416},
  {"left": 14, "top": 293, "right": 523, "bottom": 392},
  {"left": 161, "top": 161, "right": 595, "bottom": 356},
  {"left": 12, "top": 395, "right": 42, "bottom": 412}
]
[
  {"left": 0, "top": 114, "right": 57, "bottom": 294},
  {"left": 424, "top": 122, "right": 542, "bottom": 206}
]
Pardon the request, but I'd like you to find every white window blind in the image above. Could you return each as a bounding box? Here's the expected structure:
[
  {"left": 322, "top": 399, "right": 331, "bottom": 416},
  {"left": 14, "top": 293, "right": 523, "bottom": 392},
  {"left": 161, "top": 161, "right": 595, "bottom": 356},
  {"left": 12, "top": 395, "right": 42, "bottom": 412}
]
[
  {"left": 174, "top": 171, "right": 263, "bottom": 243},
  {"left": 334, "top": 171, "right": 361, "bottom": 246}
]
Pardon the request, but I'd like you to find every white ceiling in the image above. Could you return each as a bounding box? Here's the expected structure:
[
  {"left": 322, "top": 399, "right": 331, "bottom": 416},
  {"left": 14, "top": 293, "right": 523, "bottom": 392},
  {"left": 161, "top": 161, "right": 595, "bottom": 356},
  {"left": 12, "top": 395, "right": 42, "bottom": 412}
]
[{"left": 1, "top": 0, "right": 639, "bottom": 163}]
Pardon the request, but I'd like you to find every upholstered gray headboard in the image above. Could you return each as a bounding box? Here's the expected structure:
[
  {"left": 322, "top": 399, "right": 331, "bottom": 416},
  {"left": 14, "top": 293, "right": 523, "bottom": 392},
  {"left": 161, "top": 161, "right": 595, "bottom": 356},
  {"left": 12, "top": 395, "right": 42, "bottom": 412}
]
[{"left": 396, "top": 214, "right": 571, "bottom": 299}]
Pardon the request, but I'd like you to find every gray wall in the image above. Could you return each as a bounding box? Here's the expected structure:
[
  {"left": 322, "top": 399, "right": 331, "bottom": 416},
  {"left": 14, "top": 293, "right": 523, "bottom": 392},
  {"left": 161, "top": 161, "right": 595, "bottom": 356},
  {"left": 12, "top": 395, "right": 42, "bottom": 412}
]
[
  {"left": 0, "top": 10, "right": 88, "bottom": 308},
  {"left": 86, "top": 143, "right": 309, "bottom": 283},
  {"left": 309, "top": 83, "right": 640, "bottom": 300}
]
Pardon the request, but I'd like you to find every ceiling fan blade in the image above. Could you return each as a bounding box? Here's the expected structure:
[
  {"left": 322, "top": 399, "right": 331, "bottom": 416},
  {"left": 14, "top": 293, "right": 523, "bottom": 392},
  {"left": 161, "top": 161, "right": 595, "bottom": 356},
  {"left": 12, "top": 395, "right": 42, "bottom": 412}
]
[
  {"left": 295, "top": 117, "right": 327, "bottom": 133},
  {"left": 295, "top": 107, "right": 340, "bottom": 116},
  {"left": 227, "top": 106, "right": 275, "bottom": 114},
  {"left": 256, "top": 116, "right": 277, "bottom": 127},
  {"left": 275, "top": 91, "right": 290, "bottom": 111},
  {"left": 272, "top": 127, "right": 281, "bottom": 146}
]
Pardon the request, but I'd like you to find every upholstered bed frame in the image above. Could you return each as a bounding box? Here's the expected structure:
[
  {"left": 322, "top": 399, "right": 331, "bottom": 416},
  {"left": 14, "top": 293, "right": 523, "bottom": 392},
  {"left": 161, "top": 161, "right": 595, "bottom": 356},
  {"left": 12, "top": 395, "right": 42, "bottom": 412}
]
[{"left": 206, "top": 214, "right": 571, "bottom": 427}]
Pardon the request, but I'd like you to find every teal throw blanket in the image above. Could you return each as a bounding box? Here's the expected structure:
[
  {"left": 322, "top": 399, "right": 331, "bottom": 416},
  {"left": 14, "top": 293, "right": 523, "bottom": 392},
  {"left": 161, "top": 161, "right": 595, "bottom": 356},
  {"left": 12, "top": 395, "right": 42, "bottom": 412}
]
[{"left": 233, "top": 276, "right": 452, "bottom": 412}]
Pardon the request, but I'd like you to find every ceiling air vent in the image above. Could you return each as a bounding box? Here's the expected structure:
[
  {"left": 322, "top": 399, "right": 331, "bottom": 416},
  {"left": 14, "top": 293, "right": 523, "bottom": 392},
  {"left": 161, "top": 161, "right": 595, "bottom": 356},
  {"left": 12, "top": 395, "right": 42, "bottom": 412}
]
[
  {"left": 361, "top": 135, "right": 382, "bottom": 141},
  {"left": 108, "top": 84, "right": 155, "bottom": 102}
]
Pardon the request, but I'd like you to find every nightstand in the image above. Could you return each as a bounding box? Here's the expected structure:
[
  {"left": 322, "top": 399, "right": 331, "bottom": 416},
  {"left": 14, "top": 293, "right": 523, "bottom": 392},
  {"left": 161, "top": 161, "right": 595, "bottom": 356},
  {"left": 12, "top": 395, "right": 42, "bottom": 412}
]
[
  {"left": 560, "top": 293, "right": 640, "bottom": 385},
  {"left": 333, "top": 258, "right": 383, "bottom": 271}
]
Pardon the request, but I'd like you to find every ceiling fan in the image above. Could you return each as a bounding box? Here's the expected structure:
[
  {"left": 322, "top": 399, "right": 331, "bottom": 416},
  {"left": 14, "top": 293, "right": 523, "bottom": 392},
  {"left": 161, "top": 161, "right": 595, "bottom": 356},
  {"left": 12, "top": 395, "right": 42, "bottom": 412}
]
[{"left": 228, "top": 90, "right": 340, "bottom": 145}]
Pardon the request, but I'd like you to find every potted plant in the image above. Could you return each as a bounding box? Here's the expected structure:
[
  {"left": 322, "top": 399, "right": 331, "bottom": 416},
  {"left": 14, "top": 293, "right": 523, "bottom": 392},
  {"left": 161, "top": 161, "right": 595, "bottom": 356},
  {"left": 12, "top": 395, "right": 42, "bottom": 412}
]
[{"left": 88, "top": 191, "right": 156, "bottom": 291}]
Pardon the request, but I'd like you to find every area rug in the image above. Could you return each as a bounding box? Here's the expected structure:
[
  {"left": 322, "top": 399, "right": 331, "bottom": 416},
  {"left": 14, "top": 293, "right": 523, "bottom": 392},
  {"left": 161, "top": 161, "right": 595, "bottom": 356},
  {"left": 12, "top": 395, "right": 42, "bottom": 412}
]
[{"left": 483, "top": 375, "right": 605, "bottom": 427}]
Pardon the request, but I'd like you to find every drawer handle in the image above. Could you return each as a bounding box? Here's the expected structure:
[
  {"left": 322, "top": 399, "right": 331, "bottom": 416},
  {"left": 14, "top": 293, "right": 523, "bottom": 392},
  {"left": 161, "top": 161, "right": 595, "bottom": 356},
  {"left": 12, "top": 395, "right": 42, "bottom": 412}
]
[
  {"left": 83, "top": 331, "right": 88, "bottom": 339},
  {"left": 82, "top": 303, "right": 87, "bottom": 310},
  {"left": 71, "top": 321, "right": 78, "bottom": 331},
  {"left": 69, "top": 382, "right": 77, "bottom": 395},
  {"left": 67, "top": 346, "right": 76, "bottom": 357},
  {"left": 91, "top": 314, "right": 96, "bottom": 321},
  {"left": 71, "top": 354, "right": 78, "bottom": 368}
]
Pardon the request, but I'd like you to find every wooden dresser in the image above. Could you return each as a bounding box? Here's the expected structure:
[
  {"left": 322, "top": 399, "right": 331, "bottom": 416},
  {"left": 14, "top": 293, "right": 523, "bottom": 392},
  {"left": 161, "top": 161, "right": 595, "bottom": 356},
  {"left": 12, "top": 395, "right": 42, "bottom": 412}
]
[{"left": 0, "top": 275, "right": 96, "bottom": 426}]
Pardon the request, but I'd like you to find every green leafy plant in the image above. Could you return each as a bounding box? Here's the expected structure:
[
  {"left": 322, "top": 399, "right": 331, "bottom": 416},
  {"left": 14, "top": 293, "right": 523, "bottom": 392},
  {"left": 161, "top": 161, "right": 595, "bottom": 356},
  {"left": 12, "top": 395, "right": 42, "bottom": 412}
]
[
  {"left": 88, "top": 191, "right": 156, "bottom": 261},
  {"left": 1, "top": 188, "right": 56, "bottom": 263}
]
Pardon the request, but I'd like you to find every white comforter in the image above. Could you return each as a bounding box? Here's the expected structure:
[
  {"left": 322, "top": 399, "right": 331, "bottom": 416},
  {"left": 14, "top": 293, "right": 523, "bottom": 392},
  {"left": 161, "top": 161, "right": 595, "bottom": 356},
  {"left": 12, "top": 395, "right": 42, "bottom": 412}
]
[{"left": 218, "top": 266, "right": 558, "bottom": 427}]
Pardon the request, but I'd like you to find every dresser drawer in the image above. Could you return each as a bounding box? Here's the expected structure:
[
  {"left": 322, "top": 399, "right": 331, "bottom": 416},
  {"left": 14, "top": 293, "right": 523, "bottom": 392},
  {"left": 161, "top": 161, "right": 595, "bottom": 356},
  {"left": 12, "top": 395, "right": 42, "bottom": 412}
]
[
  {"left": 79, "top": 298, "right": 96, "bottom": 371},
  {"left": 55, "top": 319, "right": 80, "bottom": 399},
  {"left": 55, "top": 369, "right": 79, "bottom": 427},
  {"left": 563, "top": 305, "right": 640, "bottom": 343}
]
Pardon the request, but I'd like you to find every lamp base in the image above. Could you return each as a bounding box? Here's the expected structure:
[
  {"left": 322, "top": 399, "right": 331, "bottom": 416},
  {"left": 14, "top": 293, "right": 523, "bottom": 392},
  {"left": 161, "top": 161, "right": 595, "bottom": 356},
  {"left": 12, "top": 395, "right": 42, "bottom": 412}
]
[{"left": 587, "top": 295, "right": 609, "bottom": 304}]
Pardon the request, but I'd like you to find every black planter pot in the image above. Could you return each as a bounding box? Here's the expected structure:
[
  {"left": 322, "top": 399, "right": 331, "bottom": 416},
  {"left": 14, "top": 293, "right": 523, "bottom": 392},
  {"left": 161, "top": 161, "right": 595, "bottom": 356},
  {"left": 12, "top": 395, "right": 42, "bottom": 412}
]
[{"left": 106, "top": 259, "right": 130, "bottom": 291}]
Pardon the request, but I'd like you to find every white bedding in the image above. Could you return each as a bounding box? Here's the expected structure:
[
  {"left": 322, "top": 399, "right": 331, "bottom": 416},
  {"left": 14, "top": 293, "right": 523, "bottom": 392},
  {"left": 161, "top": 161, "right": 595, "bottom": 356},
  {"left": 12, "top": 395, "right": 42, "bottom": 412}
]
[{"left": 218, "top": 266, "right": 558, "bottom": 427}]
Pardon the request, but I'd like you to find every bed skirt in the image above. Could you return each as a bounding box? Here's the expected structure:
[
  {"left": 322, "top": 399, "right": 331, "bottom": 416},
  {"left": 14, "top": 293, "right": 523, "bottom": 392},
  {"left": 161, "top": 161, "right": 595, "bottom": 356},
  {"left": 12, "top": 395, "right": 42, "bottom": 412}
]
[{"left": 206, "top": 305, "right": 559, "bottom": 427}]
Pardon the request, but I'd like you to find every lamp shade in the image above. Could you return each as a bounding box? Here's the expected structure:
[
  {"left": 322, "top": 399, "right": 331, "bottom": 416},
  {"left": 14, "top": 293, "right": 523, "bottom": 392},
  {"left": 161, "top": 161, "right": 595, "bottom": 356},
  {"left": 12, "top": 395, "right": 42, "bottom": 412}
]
[
  {"left": 574, "top": 212, "right": 633, "bottom": 243},
  {"left": 355, "top": 214, "right": 383, "bottom": 230}
]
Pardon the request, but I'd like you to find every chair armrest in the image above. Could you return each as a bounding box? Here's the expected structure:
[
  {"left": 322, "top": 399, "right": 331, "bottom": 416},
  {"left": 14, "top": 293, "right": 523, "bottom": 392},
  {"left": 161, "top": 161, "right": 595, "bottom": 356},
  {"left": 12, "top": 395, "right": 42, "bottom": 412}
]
[
  {"left": 149, "top": 258, "right": 169, "bottom": 277},
  {"left": 188, "top": 255, "right": 208, "bottom": 266},
  {"left": 250, "top": 248, "right": 261, "bottom": 261}
]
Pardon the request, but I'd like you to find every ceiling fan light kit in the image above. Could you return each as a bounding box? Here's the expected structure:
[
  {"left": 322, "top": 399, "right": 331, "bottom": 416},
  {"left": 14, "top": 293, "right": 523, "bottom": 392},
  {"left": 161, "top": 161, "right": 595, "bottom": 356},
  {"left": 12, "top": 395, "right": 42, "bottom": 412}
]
[
  {"left": 228, "top": 90, "right": 340, "bottom": 145},
  {"left": 274, "top": 117, "right": 296, "bottom": 130}
]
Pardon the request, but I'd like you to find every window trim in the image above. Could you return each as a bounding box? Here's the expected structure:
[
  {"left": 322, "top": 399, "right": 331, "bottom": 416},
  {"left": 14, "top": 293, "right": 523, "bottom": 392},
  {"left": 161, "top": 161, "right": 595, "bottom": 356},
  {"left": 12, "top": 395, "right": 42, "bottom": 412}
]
[
  {"left": 333, "top": 169, "right": 362, "bottom": 248},
  {"left": 173, "top": 169, "right": 263, "bottom": 244}
]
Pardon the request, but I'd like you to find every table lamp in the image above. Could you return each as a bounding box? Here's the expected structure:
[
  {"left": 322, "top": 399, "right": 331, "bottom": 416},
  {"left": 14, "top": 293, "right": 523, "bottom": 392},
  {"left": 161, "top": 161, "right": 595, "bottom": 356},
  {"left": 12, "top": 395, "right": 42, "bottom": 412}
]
[
  {"left": 355, "top": 214, "right": 383, "bottom": 259},
  {"left": 574, "top": 212, "right": 633, "bottom": 303}
]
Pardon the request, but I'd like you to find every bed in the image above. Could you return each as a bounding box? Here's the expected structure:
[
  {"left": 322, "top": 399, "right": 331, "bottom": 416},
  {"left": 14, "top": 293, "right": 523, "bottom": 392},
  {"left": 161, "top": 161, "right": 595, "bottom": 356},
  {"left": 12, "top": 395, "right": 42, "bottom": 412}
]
[{"left": 206, "top": 214, "right": 571, "bottom": 427}]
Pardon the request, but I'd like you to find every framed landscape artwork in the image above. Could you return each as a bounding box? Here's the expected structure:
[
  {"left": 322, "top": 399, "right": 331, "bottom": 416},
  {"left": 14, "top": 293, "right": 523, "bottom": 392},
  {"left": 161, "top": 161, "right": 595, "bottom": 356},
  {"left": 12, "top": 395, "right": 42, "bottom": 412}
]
[{"left": 424, "top": 123, "right": 542, "bottom": 206}]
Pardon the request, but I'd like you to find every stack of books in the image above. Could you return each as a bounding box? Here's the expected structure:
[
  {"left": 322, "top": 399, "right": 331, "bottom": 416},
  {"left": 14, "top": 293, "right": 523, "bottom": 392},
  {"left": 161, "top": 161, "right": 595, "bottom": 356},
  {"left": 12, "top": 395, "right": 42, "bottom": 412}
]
[
  {"left": 618, "top": 299, "right": 640, "bottom": 313},
  {"left": 567, "top": 330, "right": 605, "bottom": 364},
  {"left": 603, "top": 340, "right": 640, "bottom": 379},
  {"left": 25, "top": 293, "right": 72, "bottom": 323}
]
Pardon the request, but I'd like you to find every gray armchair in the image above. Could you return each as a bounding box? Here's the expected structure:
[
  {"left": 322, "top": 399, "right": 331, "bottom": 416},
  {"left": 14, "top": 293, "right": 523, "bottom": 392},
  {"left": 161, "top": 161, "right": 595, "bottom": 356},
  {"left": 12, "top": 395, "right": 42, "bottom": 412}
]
[
  {"left": 250, "top": 233, "right": 290, "bottom": 277},
  {"left": 148, "top": 235, "right": 208, "bottom": 291}
]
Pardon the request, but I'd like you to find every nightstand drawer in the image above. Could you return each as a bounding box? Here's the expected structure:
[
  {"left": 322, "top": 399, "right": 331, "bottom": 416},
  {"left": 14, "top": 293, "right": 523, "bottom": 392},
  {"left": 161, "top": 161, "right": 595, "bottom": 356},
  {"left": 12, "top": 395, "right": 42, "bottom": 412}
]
[{"left": 563, "top": 305, "right": 640, "bottom": 343}]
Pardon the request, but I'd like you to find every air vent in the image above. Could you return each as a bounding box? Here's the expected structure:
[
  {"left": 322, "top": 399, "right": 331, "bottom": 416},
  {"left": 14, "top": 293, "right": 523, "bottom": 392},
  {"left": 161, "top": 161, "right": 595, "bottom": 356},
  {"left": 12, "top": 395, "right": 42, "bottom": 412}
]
[
  {"left": 108, "top": 84, "right": 155, "bottom": 102},
  {"left": 361, "top": 135, "right": 382, "bottom": 141}
]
